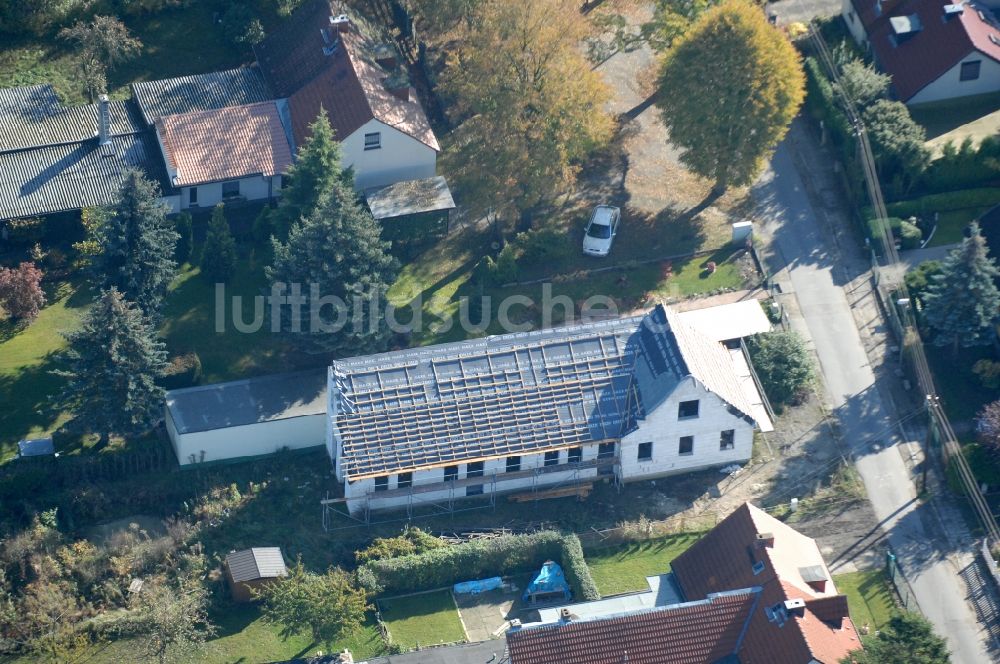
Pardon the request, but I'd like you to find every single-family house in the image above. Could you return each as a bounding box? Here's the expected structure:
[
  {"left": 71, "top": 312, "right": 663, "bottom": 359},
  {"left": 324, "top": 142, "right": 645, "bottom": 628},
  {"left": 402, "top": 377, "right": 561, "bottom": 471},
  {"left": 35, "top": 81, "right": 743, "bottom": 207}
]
[
  {"left": 0, "top": 87, "right": 170, "bottom": 223},
  {"left": 255, "top": 0, "right": 440, "bottom": 191},
  {"left": 153, "top": 101, "right": 294, "bottom": 212},
  {"left": 327, "top": 304, "right": 765, "bottom": 516},
  {"left": 843, "top": 0, "right": 1000, "bottom": 104},
  {"left": 1, "top": 1, "right": 446, "bottom": 225},
  {"left": 506, "top": 503, "right": 863, "bottom": 664}
]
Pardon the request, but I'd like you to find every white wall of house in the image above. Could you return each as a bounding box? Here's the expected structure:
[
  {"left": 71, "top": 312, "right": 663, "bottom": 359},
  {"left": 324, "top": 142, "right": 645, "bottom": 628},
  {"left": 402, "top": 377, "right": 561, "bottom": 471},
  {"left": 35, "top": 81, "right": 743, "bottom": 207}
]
[
  {"left": 908, "top": 52, "right": 1000, "bottom": 104},
  {"left": 341, "top": 119, "right": 437, "bottom": 191},
  {"left": 342, "top": 444, "right": 605, "bottom": 514},
  {"left": 841, "top": 0, "right": 868, "bottom": 46},
  {"left": 167, "top": 408, "right": 326, "bottom": 466},
  {"left": 161, "top": 193, "right": 182, "bottom": 214},
  {"left": 177, "top": 175, "right": 282, "bottom": 211},
  {"left": 618, "top": 378, "right": 754, "bottom": 483}
]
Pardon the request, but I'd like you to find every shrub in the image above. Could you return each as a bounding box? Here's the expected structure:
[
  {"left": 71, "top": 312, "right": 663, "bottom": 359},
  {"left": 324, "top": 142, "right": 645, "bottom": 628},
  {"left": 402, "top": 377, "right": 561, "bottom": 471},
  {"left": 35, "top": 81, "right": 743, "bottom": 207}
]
[
  {"left": 200, "top": 205, "right": 237, "bottom": 282},
  {"left": 354, "top": 527, "right": 447, "bottom": 564},
  {"left": 174, "top": 212, "right": 193, "bottom": 264},
  {"left": 559, "top": 533, "right": 600, "bottom": 601},
  {"left": 904, "top": 259, "right": 942, "bottom": 304},
  {"left": 747, "top": 331, "right": 814, "bottom": 408},
  {"left": 492, "top": 243, "right": 519, "bottom": 285},
  {"left": 360, "top": 531, "right": 600, "bottom": 600},
  {"left": 4, "top": 217, "right": 45, "bottom": 245},
  {"left": 897, "top": 219, "right": 922, "bottom": 250},
  {"left": 220, "top": 4, "right": 264, "bottom": 46},
  {"left": 974, "top": 360, "right": 1000, "bottom": 390},
  {"left": 513, "top": 226, "right": 570, "bottom": 265},
  {"left": 0, "top": 262, "right": 46, "bottom": 322},
  {"left": 158, "top": 352, "right": 202, "bottom": 390}
]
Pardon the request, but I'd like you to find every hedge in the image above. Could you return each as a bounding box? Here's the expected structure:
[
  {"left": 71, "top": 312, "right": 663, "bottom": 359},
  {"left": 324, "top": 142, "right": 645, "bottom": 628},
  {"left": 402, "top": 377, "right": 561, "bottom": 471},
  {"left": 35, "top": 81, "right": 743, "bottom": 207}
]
[
  {"left": 361, "top": 530, "right": 602, "bottom": 601},
  {"left": 883, "top": 188, "right": 1000, "bottom": 219}
]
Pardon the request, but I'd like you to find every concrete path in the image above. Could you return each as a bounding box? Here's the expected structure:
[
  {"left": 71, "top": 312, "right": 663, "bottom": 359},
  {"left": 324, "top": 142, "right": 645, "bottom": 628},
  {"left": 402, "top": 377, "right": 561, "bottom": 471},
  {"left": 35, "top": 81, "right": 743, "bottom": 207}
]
[{"left": 754, "top": 120, "right": 994, "bottom": 663}]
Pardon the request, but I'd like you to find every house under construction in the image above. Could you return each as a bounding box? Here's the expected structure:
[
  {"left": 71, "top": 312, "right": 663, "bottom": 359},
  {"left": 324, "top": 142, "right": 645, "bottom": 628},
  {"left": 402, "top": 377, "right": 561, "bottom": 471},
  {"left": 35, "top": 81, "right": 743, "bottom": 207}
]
[{"left": 323, "top": 304, "right": 766, "bottom": 520}]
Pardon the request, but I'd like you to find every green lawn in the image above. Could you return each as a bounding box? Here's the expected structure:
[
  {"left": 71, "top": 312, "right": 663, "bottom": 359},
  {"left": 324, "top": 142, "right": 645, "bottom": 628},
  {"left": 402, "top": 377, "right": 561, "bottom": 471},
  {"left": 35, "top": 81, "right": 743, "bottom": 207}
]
[
  {"left": 930, "top": 207, "right": 992, "bottom": 246},
  {"left": 0, "top": 277, "right": 90, "bottom": 460},
  {"left": 911, "top": 91, "right": 1000, "bottom": 146},
  {"left": 833, "top": 570, "right": 897, "bottom": 632},
  {"left": 379, "top": 590, "right": 467, "bottom": 650},
  {"left": 585, "top": 532, "right": 704, "bottom": 596}
]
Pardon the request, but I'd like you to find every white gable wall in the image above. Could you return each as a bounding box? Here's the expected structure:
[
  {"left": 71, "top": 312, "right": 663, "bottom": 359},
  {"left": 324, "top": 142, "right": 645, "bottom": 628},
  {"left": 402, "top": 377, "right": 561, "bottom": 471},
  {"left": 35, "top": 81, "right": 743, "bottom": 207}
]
[
  {"left": 619, "top": 377, "right": 754, "bottom": 482},
  {"left": 342, "top": 119, "right": 437, "bottom": 191},
  {"left": 908, "top": 51, "right": 1000, "bottom": 104},
  {"left": 841, "top": 0, "right": 868, "bottom": 46}
]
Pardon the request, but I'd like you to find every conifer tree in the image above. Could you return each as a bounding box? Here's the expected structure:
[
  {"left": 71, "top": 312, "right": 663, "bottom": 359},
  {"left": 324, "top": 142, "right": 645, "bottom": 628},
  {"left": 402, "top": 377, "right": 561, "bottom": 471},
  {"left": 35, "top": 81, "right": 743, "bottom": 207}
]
[
  {"left": 174, "top": 211, "right": 194, "bottom": 264},
  {"left": 276, "top": 110, "right": 349, "bottom": 238},
  {"left": 56, "top": 288, "right": 167, "bottom": 447},
  {"left": 200, "top": 204, "right": 237, "bottom": 282},
  {"left": 267, "top": 156, "right": 397, "bottom": 357},
  {"left": 923, "top": 222, "right": 1000, "bottom": 354},
  {"left": 92, "top": 169, "right": 178, "bottom": 321}
]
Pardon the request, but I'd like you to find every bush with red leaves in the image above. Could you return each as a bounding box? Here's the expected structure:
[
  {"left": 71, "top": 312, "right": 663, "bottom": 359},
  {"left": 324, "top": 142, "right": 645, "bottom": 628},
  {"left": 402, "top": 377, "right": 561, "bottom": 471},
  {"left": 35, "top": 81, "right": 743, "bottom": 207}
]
[{"left": 0, "top": 261, "right": 46, "bottom": 322}]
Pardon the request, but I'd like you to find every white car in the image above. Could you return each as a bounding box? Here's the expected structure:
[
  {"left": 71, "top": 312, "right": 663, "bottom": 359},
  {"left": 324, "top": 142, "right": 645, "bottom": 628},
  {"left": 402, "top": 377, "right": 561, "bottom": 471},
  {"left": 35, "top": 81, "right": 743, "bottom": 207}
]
[{"left": 582, "top": 205, "right": 621, "bottom": 257}]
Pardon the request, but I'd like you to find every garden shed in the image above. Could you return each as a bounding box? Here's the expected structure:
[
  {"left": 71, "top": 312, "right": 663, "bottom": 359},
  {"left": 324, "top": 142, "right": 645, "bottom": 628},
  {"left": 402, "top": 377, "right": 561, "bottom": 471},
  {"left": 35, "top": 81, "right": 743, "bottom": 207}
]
[
  {"left": 365, "top": 175, "right": 455, "bottom": 241},
  {"left": 165, "top": 369, "right": 327, "bottom": 466},
  {"left": 224, "top": 547, "right": 287, "bottom": 602}
]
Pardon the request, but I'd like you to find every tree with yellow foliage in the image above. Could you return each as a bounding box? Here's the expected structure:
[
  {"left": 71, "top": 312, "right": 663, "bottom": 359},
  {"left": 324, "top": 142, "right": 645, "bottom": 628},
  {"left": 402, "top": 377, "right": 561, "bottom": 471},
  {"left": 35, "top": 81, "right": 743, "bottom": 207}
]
[
  {"left": 441, "top": 0, "right": 613, "bottom": 228},
  {"left": 656, "top": 0, "right": 805, "bottom": 193}
]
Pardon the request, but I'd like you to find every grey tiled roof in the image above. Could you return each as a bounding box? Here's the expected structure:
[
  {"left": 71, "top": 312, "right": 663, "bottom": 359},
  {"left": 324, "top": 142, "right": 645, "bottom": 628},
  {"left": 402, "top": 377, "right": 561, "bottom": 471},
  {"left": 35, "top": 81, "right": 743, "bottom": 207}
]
[
  {"left": 0, "top": 84, "right": 144, "bottom": 154},
  {"left": 131, "top": 67, "right": 273, "bottom": 125},
  {"left": 225, "top": 547, "right": 287, "bottom": 583},
  {"left": 0, "top": 132, "right": 171, "bottom": 221},
  {"left": 332, "top": 304, "right": 754, "bottom": 480}
]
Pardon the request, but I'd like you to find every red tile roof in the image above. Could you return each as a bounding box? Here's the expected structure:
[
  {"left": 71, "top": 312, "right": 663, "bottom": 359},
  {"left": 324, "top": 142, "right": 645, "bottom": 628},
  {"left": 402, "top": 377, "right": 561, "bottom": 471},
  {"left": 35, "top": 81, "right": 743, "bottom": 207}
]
[
  {"left": 507, "top": 590, "right": 758, "bottom": 664},
  {"left": 671, "top": 504, "right": 862, "bottom": 664},
  {"left": 852, "top": 0, "right": 1000, "bottom": 100},
  {"left": 156, "top": 102, "right": 293, "bottom": 187},
  {"left": 255, "top": 0, "right": 438, "bottom": 150}
]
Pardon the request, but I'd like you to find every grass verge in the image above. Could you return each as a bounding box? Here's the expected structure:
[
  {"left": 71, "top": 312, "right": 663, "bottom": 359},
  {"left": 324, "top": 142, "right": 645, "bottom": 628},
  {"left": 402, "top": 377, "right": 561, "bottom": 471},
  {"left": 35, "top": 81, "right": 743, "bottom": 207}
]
[{"left": 833, "top": 570, "right": 897, "bottom": 632}]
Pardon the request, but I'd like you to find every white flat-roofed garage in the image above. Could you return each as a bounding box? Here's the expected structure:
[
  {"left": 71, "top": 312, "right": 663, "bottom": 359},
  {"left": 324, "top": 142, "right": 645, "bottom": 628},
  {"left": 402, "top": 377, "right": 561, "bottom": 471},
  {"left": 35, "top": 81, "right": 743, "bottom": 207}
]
[{"left": 165, "top": 369, "right": 327, "bottom": 466}]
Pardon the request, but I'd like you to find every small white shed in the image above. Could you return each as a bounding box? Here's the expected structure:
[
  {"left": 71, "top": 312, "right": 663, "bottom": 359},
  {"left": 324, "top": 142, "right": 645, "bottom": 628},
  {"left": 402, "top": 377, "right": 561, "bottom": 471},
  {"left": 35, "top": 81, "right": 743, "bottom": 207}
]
[{"left": 165, "top": 369, "right": 327, "bottom": 466}]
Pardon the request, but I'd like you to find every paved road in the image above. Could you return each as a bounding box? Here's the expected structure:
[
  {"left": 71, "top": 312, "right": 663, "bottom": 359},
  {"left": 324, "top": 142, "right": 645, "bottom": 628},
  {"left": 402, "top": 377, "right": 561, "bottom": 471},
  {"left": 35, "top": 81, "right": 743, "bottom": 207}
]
[{"left": 754, "top": 122, "right": 993, "bottom": 663}]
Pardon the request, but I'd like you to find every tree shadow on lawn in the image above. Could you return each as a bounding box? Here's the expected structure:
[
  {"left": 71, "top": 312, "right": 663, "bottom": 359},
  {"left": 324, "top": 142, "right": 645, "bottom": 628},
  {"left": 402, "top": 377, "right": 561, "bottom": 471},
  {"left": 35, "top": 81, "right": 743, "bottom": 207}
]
[{"left": 0, "top": 353, "right": 67, "bottom": 457}]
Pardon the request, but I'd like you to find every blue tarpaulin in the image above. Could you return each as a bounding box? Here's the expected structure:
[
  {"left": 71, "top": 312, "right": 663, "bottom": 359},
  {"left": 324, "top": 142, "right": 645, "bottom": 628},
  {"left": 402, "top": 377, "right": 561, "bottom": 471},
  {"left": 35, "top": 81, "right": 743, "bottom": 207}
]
[
  {"left": 453, "top": 576, "right": 503, "bottom": 595},
  {"left": 523, "top": 561, "right": 571, "bottom": 603}
]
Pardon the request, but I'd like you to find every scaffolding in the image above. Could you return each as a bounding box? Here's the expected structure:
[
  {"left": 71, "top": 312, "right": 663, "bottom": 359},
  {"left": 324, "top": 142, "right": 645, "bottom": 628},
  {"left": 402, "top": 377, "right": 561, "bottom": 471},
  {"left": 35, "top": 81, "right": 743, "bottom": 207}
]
[{"left": 320, "top": 455, "right": 620, "bottom": 531}]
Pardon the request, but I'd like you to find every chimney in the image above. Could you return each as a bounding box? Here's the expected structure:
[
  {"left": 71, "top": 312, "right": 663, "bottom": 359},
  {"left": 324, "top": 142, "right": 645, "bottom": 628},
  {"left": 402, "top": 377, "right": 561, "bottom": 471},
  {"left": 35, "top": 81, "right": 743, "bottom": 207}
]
[
  {"left": 943, "top": 2, "right": 964, "bottom": 19},
  {"left": 508, "top": 619, "right": 522, "bottom": 632},
  {"left": 375, "top": 44, "right": 398, "bottom": 70},
  {"left": 559, "top": 608, "right": 578, "bottom": 623},
  {"left": 97, "top": 94, "right": 111, "bottom": 146},
  {"left": 756, "top": 532, "right": 775, "bottom": 548},
  {"left": 783, "top": 598, "right": 806, "bottom": 617},
  {"left": 330, "top": 14, "right": 352, "bottom": 33}
]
